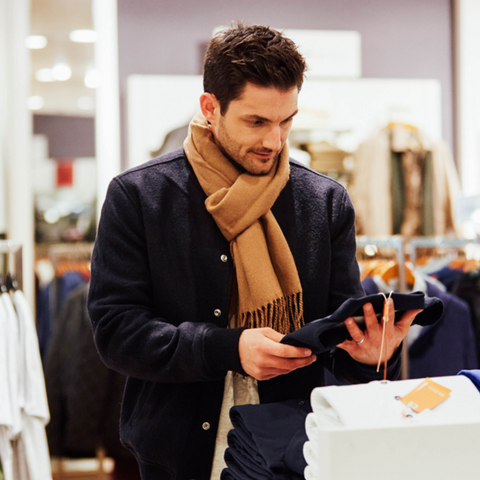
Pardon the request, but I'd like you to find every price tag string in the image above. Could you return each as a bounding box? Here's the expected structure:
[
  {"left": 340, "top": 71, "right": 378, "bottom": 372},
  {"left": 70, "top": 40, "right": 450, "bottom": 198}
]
[{"left": 377, "top": 291, "right": 393, "bottom": 380}]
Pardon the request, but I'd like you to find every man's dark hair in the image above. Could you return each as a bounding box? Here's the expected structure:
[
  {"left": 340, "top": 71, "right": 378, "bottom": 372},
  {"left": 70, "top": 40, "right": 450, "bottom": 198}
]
[{"left": 203, "top": 23, "right": 307, "bottom": 114}]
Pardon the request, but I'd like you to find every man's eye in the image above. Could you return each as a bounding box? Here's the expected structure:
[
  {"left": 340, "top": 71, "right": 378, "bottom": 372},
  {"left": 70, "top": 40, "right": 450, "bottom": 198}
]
[{"left": 251, "top": 120, "right": 263, "bottom": 126}]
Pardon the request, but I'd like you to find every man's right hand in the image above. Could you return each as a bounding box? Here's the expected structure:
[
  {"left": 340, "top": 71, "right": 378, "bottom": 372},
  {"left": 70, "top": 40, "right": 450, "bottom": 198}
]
[{"left": 238, "top": 327, "right": 317, "bottom": 381}]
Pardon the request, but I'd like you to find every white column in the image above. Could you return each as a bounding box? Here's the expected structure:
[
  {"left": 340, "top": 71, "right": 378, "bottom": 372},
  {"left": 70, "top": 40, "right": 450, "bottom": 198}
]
[
  {"left": 93, "top": 0, "right": 121, "bottom": 222},
  {"left": 454, "top": 0, "right": 480, "bottom": 196},
  {"left": 0, "top": 0, "right": 35, "bottom": 308}
]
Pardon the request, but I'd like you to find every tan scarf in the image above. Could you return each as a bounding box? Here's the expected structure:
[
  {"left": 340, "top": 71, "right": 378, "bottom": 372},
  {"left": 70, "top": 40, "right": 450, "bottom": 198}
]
[{"left": 183, "top": 113, "right": 304, "bottom": 334}]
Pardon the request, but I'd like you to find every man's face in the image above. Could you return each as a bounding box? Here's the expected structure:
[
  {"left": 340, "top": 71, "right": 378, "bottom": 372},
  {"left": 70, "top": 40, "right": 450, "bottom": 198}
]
[{"left": 210, "top": 83, "right": 298, "bottom": 176}]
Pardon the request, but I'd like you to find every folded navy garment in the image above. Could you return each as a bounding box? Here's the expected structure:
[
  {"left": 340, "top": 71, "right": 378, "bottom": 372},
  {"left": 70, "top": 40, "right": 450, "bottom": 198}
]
[
  {"left": 458, "top": 369, "right": 480, "bottom": 393},
  {"left": 221, "top": 399, "right": 310, "bottom": 480},
  {"left": 281, "top": 291, "right": 444, "bottom": 354}
]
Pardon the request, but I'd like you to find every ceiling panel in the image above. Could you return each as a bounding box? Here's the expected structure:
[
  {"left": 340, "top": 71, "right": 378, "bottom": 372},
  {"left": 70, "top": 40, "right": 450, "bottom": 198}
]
[{"left": 29, "top": 0, "right": 96, "bottom": 117}]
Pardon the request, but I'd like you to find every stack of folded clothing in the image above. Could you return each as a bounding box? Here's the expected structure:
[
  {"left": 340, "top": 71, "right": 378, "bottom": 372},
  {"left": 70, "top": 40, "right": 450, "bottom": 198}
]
[
  {"left": 304, "top": 376, "right": 480, "bottom": 479},
  {"left": 221, "top": 400, "right": 310, "bottom": 480}
]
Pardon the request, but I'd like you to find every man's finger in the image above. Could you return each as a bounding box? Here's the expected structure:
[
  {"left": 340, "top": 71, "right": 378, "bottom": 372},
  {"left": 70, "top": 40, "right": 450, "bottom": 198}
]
[
  {"left": 268, "top": 341, "right": 313, "bottom": 359},
  {"left": 395, "top": 309, "right": 423, "bottom": 334},
  {"left": 344, "top": 317, "right": 366, "bottom": 344},
  {"left": 260, "top": 327, "right": 313, "bottom": 358},
  {"left": 261, "top": 327, "right": 285, "bottom": 342},
  {"left": 363, "top": 302, "right": 380, "bottom": 331}
]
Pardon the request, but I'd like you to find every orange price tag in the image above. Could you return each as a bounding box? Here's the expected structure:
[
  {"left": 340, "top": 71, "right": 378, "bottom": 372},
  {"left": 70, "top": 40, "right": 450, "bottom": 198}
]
[{"left": 400, "top": 378, "right": 451, "bottom": 413}]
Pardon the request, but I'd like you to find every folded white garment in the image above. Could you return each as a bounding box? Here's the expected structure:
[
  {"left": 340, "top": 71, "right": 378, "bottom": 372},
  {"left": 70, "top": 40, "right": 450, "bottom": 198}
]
[
  {"left": 309, "top": 376, "right": 480, "bottom": 432},
  {"left": 302, "top": 440, "right": 320, "bottom": 476},
  {"left": 304, "top": 464, "right": 317, "bottom": 480}
]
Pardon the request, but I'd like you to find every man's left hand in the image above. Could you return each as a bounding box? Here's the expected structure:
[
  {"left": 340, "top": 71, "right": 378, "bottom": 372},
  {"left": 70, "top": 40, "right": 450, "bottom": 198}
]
[{"left": 336, "top": 299, "right": 422, "bottom": 366}]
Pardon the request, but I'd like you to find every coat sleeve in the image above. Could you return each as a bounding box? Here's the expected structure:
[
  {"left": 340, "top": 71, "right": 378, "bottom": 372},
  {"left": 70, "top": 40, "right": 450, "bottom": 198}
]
[
  {"left": 327, "top": 188, "right": 365, "bottom": 311},
  {"left": 325, "top": 188, "right": 402, "bottom": 383},
  {"left": 87, "top": 177, "right": 245, "bottom": 383}
]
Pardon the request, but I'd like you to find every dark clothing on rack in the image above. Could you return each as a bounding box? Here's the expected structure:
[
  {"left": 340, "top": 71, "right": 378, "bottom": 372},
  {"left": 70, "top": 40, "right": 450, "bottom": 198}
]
[
  {"left": 391, "top": 149, "right": 434, "bottom": 236},
  {"left": 362, "top": 277, "right": 478, "bottom": 378},
  {"left": 409, "top": 282, "right": 478, "bottom": 378},
  {"left": 45, "top": 283, "right": 131, "bottom": 460},
  {"left": 37, "top": 271, "right": 87, "bottom": 360},
  {"left": 430, "top": 266, "right": 464, "bottom": 292},
  {"left": 88, "top": 148, "right": 373, "bottom": 479},
  {"left": 451, "top": 271, "right": 480, "bottom": 366}
]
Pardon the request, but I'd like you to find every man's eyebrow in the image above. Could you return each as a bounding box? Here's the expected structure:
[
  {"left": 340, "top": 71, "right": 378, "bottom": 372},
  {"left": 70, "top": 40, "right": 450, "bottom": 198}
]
[{"left": 243, "top": 110, "right": 299, "bottom": 123}]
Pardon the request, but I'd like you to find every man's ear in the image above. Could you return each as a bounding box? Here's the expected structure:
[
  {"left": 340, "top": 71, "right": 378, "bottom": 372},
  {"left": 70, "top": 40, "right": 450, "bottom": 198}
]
[{"left": 200, "top": 93, "right": 220, "bottom": 127}]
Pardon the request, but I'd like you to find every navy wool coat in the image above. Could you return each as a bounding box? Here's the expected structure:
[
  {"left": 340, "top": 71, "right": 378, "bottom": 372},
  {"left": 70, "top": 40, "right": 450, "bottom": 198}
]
[{"left": 88, "top": 149, "right": 389, "bottom": 480}]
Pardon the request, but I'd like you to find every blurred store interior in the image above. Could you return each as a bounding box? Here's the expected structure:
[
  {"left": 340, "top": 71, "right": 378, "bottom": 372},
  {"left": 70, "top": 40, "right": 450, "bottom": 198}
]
[{"left": 1, "top": 0, "right": 480, "bottom": 477}]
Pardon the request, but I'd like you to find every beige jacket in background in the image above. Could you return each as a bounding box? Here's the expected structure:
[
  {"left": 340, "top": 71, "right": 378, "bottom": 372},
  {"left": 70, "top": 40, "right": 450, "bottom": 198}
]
[{"left": 349, "top": 127, "right": 460, "bottom": 236}]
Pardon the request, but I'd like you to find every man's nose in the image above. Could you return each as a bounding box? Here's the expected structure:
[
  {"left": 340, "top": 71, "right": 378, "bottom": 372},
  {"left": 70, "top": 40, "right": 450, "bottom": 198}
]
[{"left": 262, "top": 126, "right": 282, "bottom": 151}]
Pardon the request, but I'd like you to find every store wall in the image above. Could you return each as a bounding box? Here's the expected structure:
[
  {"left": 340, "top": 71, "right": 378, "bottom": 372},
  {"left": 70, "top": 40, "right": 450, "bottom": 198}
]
[
  {"left": 117, "top": 0, "right": 454, "bottom": 165},
  {"left": 33, "top": 115, "right": 96, "bottom": 159}
]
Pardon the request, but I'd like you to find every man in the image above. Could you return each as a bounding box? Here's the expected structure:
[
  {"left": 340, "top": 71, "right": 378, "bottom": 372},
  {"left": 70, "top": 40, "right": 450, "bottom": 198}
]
[{"left": 88, "top": 24, "right": 420, "bottom": 480}]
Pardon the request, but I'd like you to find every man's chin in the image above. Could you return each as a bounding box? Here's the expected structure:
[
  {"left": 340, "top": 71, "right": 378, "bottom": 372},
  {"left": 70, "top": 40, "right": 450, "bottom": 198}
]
[{"left": 248, "top": 159, "right": 277, "bottom": 176}]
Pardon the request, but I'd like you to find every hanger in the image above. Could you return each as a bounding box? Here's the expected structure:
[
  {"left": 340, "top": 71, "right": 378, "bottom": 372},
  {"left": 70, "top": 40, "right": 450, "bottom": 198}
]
[
  {"left": 359, "top": 259, "right": 384, "bottom": 280},
  {"left": 463, "top": 258, "right": 480, "bottom": 273},
  {"left": 386, "top": 121, "right": 418, "bottom": 132},
  {"left": 448, "top": 257, "right": 480, "bottom": 273},
  {"left": 379, "top": 261, "right": 416, "bottom": 287}
]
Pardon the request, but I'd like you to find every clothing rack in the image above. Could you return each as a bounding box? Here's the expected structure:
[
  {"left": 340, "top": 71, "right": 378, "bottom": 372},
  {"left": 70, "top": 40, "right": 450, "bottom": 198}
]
[
  {"left": 409, "top": 236, "right": 480, "bottom": 266},
  {"left": 356, "top": 235, "right": 480, "bottom": 380},
  {"left": 48, "top": 242, "right": 94, "bottom": 268},
  {"left": 355, "top": 235, "right": 409, "bottom": 379},
  {"left": 356, "top": 235, "right": 408, "bottom": 293},
  {"left": 0, "top": 240, "right": 23, "bottom": 290}
]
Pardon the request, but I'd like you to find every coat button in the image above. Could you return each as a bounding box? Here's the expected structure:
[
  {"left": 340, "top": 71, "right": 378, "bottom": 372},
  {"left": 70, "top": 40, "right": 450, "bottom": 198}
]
[
  {"left": 202, "top": 422, "right": 210, "bottom": 430},
  {"left": 214, "top": 309, "right": 221, "bottom": 317},
  {"left": 220, "top": 254, "right": 228, "bottom": 262}
]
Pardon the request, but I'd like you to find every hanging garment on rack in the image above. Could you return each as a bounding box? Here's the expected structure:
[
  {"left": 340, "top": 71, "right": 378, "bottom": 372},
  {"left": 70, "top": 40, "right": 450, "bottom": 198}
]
[
  {"left": 349, "top": 125, "right": 460, "bottom": 236},
  {"left": 150, "top": 124, "right": 189, "bottom": 158},
  {"left": 221, "top": 399, "right": 310, "bottom": 480},
  {"left": 36, "top": 270, "right": 88, "bottom": 360},
  {"left": 0, "top": 291, "right": 52, "bottom": 480},
  {"left": 451, "top": 271, "right": 480, "bottom": 366},
  {"left": 0, "top": 295, "right": 14, "bottom": 480},
  {"left": 0, "top": 293, "right": 21, "bottom": 480},
  {"left": 362, "top": 276, "right": 478, "bottom": 378},
  {"left": 12, "top": 290, "right": 51, "bottom": 480},
  {"left": 391, "top": 148, "right": 434, "bottom": 236},
  {"left": 45, "top": 283, "right": 130, "bottom": 460}
]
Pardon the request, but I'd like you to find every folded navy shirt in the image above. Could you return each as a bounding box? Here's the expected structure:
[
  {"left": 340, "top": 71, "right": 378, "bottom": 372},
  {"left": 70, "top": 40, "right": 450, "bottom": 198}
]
[
  {"left": 281, "top": 291, "right": 444, "bottom": 354},
  {"left": 221, "top": 399, "right": 310, "bottom": 480}
]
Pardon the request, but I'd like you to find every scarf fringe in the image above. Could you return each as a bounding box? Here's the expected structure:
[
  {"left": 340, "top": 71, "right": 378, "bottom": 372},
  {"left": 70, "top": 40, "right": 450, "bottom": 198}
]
[{"left": 239, "top": 292, "right": 304, "bottom": 335}]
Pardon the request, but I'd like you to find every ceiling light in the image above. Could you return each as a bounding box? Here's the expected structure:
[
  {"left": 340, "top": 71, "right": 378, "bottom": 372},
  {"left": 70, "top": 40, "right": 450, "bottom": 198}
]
[
  {"left": 77, "top": 97, "right": 95, "bottom": 110},
  {"left": 69, "top": 29, "right": 99, "bottom": 43},
  {"left": 84, "top": 69, "right": 101, "bottom": 88},
  {"left": 25, "top": 35, "right": 47, "bottom": 49},
  {"left": 35, "top": 68, "right": 55, "bottom": 82},
  {"left": 52, "top": 63, "right": 72, "bottom": 81},
  {"left": 27, "top": 96, "right": 44, "bottom": 110}
]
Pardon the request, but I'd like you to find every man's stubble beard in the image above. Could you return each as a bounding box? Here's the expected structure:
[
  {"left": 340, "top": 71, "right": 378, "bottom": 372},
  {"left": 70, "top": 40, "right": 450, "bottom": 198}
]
[{"left": 214, "top": 119, "right": 280, "bottom": 176}]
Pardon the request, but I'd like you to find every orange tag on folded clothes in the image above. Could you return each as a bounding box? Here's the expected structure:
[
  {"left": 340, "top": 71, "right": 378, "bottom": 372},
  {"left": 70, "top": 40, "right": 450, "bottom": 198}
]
[{"left": 400, "top": 378, "right": 451, "bottom": 413}]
